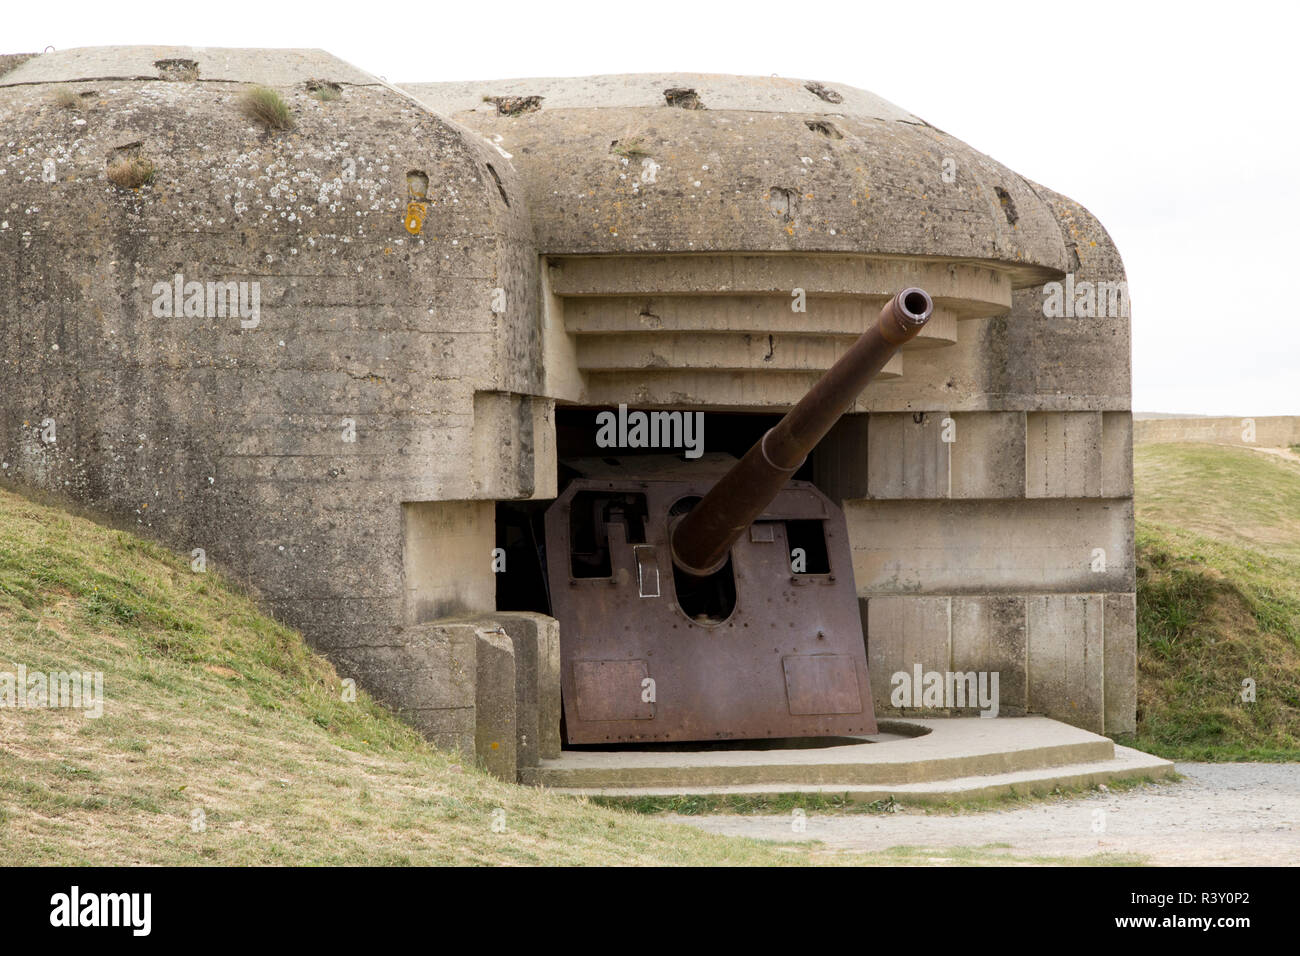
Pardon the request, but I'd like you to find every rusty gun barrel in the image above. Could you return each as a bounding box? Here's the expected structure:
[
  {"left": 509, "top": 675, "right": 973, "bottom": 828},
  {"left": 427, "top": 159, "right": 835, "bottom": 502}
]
[{"left": 670, "top": 287, "right": 934, "bottom": 577}]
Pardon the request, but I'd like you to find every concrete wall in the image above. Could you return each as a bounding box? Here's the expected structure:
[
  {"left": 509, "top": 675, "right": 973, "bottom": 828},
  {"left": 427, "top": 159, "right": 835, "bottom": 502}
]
[
  {"left": 0, "top": 47, "right": 550, "bottom": 767},
  {"left": 1134, "top": 416, "right": 1300, "bottom": 447}
]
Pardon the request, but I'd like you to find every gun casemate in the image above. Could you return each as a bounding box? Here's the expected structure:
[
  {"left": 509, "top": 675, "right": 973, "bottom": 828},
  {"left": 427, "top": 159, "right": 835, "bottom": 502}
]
[{"left": 544, "top": 289, "right": 934, "bottom": 744}]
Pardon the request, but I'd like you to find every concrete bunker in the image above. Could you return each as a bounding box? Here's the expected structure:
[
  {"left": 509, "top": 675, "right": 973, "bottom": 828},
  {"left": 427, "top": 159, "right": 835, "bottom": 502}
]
[{"left": 0, "top": 56, "right": 1138, "bottom": 787}]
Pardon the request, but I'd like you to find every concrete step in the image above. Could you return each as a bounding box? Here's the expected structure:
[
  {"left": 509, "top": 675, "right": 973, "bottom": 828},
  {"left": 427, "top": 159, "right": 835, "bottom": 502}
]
[
  {"left": 575, "top": 332, "right": 909, "bottom": 373},
  {"left": 564, "top": 297, "right": 960, "bottom": 350},
  {"left": 522, "top": 717, "right": 1136, "bottom": 790},
  {"left": 547, "top": 254, "right": 1013, "bottom": 319},
  {"left": 543, "top": 744, "right": 1174, "bottom": 804}
]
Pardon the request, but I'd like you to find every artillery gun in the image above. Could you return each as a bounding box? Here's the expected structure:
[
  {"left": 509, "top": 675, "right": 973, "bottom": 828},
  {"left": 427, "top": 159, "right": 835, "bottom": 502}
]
[{"left": 544, "top": 289, "right": 934, "bottom": 744}]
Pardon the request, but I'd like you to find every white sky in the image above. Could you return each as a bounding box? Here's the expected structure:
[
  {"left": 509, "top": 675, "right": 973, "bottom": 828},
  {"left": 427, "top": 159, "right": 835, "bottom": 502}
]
[{"left": 7, "top": 0, "right": 1298, "bottom": 415}]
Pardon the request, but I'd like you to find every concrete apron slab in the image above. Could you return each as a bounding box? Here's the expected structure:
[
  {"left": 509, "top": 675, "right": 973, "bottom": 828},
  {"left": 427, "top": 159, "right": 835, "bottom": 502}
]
[{"left": 521, "top": 717, "right": 1176, "bottom": 800}]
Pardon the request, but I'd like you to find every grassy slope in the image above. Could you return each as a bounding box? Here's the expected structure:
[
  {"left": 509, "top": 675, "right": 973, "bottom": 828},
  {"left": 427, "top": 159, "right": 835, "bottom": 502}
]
[
  {"left": 0, "top": 487, "right": 1113, "bottom": 866},
  {"left": 1133, "top": 443, "right": 1300, "bottom": 760},
  {"left": 0, "top": 489, "right": 819, "bottom": 865},
  {"left": 8, "top": 439, "right": 1284, "bottom": 862}
]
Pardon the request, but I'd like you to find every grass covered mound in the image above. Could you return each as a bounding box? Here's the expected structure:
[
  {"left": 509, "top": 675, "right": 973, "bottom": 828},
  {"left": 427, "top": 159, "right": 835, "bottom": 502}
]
[
  {"left": 0, "top": 487, "right": 833, "bottom": 865},
  {"left": 1133, "top": 443, "right": 1300, "bottom": 760}
]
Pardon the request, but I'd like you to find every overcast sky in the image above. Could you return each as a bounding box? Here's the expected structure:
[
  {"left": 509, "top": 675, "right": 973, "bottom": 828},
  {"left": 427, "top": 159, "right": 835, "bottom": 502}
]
[{"left": 8, "top": 1, "right": 1297, "bottom": 415}]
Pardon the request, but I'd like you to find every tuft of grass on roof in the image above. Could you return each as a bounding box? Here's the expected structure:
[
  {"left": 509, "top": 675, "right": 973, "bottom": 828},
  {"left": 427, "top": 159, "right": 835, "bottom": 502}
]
[
  {"left": 611, "top": 137, "right": 650, "bottom": 159},
  {"left": 106, "top": 155, "right": 155, "bottom": 190},
  {"left": 52, "top": 87, "right": 81, "bottom": 110},
  {"left": 241, "top": 86, "right": 294, "bottom": 131},
  {"left": 305, "top": 79, "right": 341, "bottom": 102}
]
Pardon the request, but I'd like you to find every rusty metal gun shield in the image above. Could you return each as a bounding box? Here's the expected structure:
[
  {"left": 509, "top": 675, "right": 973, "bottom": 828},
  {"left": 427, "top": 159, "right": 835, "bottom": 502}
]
[{"left": 544, "top": 454, "right": 876, "bottom": 744}]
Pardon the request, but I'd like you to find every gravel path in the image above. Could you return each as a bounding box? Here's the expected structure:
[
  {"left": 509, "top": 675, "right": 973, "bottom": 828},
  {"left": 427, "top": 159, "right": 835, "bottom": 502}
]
[{"left": 669, "top": 764, "right": 1299, "bottom": 865}]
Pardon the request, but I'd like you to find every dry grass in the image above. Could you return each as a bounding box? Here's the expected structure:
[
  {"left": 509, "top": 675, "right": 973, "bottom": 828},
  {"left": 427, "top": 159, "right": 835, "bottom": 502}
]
[
  {"left": 306, "top": 79, "right": 341, "bottom": 102},
  {"left": 241, "top": 86, "right": 294, "bottom": 131},
  {"left": 0, "top": 487, "right": 900, "bottom": 866},
  {"left": 611, "top": 137, "right": 650, "bottom": 159},
  {"left": 52, "top": 87, "right": 80, "bottom": 110},
  {"left": 105, "top": 156, "right": 155, "bottom": 189},
  {"left": 0, "top": 487, "right": 1136, "bottom": 865}
]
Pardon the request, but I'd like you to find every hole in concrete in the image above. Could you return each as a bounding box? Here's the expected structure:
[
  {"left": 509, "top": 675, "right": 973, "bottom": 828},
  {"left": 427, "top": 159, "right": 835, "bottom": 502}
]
[
  {"left": 804, "top": 81, "right": 843, "bottom": 104},
  {"left": 663, "top": 87, "right": 704, "bottom": 110},
  {"left": 804, "top": 119, "right": 842, "bottom": 139},
  {"left": 305, "top": 78, "right": 342, "bottom": 101},
  {"left": 484, "top": 95, "right": 542, "bottom": 116},
  {"left": 406, "top": 169, "right": 429, "bottom": 200},
  {"left": 1067, "top": 242, "right": 1082, "bottom": 271},
  {"left": 485, "top": 163, "right": 509, "bottom": 206},
  {"left": 994, "top": 186, "right": 1019, "bottom": 225},
  {"left": 154, "top": 58, "right": 199, "bottom": 82},
  {"left": 768, "top": 186, "right": 799, "bottom": 223}
]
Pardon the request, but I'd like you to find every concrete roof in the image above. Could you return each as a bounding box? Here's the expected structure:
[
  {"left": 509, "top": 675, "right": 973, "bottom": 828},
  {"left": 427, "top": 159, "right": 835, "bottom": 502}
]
[
  {"left": 403, "top": 73, "right": 1071, "bottom": 275},
  {"left": 0, "top": 46, "right": 382, "bottom": 87},
  {"left": 402, "top": 73, "right": 923, "bottom": 123}
]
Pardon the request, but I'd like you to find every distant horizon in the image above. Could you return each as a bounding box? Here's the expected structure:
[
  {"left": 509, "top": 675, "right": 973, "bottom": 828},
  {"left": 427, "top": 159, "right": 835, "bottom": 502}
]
[{"left": 1134, "top": 412, "right": 1299, "bottom": 420}]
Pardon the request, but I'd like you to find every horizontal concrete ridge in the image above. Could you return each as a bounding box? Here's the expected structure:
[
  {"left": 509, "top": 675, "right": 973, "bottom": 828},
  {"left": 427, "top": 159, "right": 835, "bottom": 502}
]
[
  {"left": 581, "top": 365, "right": 901, "bottom": 409},
  {"left": 547, "top": 254, "right": 1030, "bottom": 302},
  {"left": 543, "top": 253, "right": 1032, "bottom": 405},
  {"left": 402, "top": 74, "right": 924, "bottom": 121},
  {"left": 0, "top": 46, "right": 381, "bottom": 87},
  {"left": 545, "top": 744, "right": 1175, "bottom": 803},
  {"left": 403, "top": 74, "right": 1073, "bottom": 268},
  {"left": 520, "top": 717, "right": 1119, "bottom": 789}
]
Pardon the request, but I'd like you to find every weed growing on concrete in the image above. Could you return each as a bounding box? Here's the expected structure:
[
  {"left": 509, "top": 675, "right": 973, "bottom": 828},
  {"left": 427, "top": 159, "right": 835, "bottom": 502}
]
[
  {"left": 52, "top": 87, "right": 80, "bottom": 110},
  {"left": 306, "top": 79, "right": 341, "bottom": 102},
  {"left": 611, "top": 137, "right": 650, "bottom": 159},
  {"left": 241, "top": 86, "right": 294, "bottom": 130},
  {"left": 106, "top": 155, "right": 155, "bottom": 189}
]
